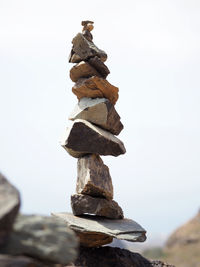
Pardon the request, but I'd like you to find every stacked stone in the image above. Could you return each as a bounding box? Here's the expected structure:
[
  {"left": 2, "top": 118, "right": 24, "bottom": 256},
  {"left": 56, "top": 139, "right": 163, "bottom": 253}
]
[{"left": 53, "top": 21, "right": 146, "bottom": 248}]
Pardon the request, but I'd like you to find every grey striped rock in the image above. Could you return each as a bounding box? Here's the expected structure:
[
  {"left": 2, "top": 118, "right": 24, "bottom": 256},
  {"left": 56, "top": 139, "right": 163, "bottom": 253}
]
[
  {"left": 71, "top": 194, "right": 123, "bottom": 219},
  {"left": 52, "top": 212, "right": 147, "bottom": 248},
  {"left": 0, "top": 173, "right": 20, "bottom": 247},
  {"left": 76, "top": 154, "right": 113, "bottom": 200},
  {"left": 60, "top": 119, "right": 126, "bottom": 158},
  {"left": 69, "top": 98, "right": 123, "bottom": 135}
]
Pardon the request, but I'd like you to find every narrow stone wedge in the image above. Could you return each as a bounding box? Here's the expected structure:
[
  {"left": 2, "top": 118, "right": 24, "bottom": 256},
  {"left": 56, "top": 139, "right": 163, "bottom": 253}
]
[
  {"left": 60, "top": 119, "right": 126, "bottom": 158},
  {"left": 76, "top": 154, "right": 113, "bottom": 200},
  {"left": 70, "top": 61, "right": 101, "bottom": 82},
  {"left": 72, "top": 76, "right": 119, "bottom": 105},
  {"left": 69, "top": 97, "right": 123, "bottom": 135},
  {"left": 71, "top": 194, "right": 123, "bottom": 219}
]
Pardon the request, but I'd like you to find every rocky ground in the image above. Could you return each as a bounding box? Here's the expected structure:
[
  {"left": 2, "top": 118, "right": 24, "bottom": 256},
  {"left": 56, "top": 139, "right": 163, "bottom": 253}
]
[{"left": 143, "top": 211, "right": 200, "bottom": 267}]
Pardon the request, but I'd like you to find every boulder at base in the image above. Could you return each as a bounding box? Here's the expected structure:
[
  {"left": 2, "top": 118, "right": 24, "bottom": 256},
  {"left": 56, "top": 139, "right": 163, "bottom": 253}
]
[{"left": 73, "top": 246, "right": 175, "bottom": 267}]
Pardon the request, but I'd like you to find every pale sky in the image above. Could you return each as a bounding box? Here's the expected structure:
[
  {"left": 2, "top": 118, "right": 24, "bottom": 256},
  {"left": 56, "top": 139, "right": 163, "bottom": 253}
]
[{"left": 0, "top": 0, "right": 200, "bottom": 244}]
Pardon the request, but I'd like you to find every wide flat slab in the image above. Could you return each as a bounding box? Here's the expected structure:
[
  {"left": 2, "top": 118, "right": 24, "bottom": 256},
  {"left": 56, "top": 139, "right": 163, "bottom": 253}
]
[{"left": 52, "top": 212, "right": 146, "bottom": 243}]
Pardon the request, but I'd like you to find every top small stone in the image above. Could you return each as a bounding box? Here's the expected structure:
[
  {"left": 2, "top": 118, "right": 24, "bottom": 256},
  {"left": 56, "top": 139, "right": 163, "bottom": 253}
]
[{"left": 82, "top": 20, "right": 94, "bottom": 31}]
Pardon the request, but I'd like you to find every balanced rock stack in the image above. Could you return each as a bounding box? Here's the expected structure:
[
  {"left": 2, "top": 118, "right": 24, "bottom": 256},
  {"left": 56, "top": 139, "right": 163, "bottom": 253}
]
[{"left": 52, "top": 21, "right": 147, "bottom": 248}]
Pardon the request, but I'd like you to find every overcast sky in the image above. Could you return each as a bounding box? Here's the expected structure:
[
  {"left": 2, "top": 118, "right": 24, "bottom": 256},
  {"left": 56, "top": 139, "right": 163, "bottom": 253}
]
[{"left": 0, "top": 0, "right": 200, "bottom": 244}]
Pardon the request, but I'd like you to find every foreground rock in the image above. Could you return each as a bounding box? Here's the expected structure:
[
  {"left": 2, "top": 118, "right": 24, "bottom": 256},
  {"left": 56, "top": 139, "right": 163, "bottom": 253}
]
[
  {"left": 69, "top": 98, "right": 123, "bottom": 135},
  {"left": 71, "top": 194, "right": 123, "bottom": 219},
  {"left": 76, "top": 154, "right": 113, "bottom": 199},
  {"left": 0, "top": 254, "right": 48, "bottom": 267},
  {"left": 0, "top": 173, "right": 20, "bottom": 247},
  {"left": 72, "top": 246, "right": 174, "bottom": 267},
  {"left": 70, "top": 33, "right": 107, "bottom": 62},
  {"left": 52, "top": 212, "right": 146, "bottom": 245},
  {"left": 60, "top": 119, "right": 126, "bottom": 158},
  {"left": 72, "top": 76, "right": 119, "bottom": 105},
  {"left": 0, "top": 214, "right": 78, "bottom": 265},
  {"left": 70, "top": 61, "right": 101, "bottom": 82}
]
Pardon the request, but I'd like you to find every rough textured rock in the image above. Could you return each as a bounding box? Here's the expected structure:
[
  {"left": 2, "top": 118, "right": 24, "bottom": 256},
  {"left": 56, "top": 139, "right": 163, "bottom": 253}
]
[
  {"left": 73, "top": 246, "right": 174, "bottom": 267},
  {"left": 70, "top": 33, "right": 107, "bottom": 62},
  {"left": 88, "top": 56, "right": 110, "bottom": 78},
  {"left": 0, "top": 254, "right": 48, "bottom": 267},
  {"left": 0, "top": 173, "right": 20, "bottom": 247},
  {"left": 71, "top": 194, "right": 123, "bottom": 219},
  {"left": 72, "top": 76, "right": 119, "bottom": 105},
  {"left": 70, "top": 61, "right": 101, "bottom": 82},
  {"left": 76, "top": 154, "right": 113, "bottom": 200},
  {"left": 75, "top": 231, "right": 113, "bottom": 247},
  {"left": 162, "top": 210, "right": 200, "bottom": 267},
  {"left": 52, "top": 212, "right": 146, "bottom": 243},
  {"left": 0, "top": 214, "right": 78, "bottom": 265},
  {"left": 60, "top": 119, "right": 126, "bottom": 158},
  {"left": 69, "top": 97, "right": 123, "bottom": 135}
]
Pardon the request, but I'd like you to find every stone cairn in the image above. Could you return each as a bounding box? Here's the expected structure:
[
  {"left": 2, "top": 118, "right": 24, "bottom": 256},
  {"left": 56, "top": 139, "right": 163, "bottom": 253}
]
[{"left": 52, "top": 21, "right": 147, "bottom": 248}]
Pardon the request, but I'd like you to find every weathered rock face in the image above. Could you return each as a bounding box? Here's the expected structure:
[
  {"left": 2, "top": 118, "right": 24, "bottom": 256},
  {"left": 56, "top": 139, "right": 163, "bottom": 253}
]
[
  {"left": 71, "top": 194, "right": 123, "bottom": 219},
  {"left": 73, "top": 246, "right": 174, "bottom": 267},
  {"left": 88, "top": 56, "right": 110, "bottom": 78},
  {"left": 76, "top": 154, "right": 113, "bottom": 200},
  {"left": 52, "top": 212, "right": 146, "bottom": 243},
  {"left": 70, "top": 61, "right": 101, "bottom": 82},
  {"left": 72, "top": 76, "right": 119, "bottom": 105},
  {"left": 0, "top": 173, "right": 20, "bottom": 247},
  {"left": 0, "top": 215, "right": 78, "bottom": 265},
  {"left": 60, "top": 119, "right": 126, "bottom": 158},
  {"left": 69, "top": 97, "right": 123, "bottom": 135},
  {"left": 0, "top": 254, "right": 48, "bottom": 267},
  {"left": 70, "top": 33, "right": 107, "bottom": 62}
]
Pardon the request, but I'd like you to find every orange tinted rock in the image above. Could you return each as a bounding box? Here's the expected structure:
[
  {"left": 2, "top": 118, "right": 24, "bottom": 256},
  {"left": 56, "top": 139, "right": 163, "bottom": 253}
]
[
  {"left": 70, "top": 61, "right": 101, "bottom": 82},
  {"left": 72, "top": 76, "right": 119, "bottom": 105}
]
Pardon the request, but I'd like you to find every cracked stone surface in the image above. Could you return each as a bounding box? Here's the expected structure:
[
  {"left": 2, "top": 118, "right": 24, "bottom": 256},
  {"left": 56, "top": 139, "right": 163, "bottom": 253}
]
[{"left": 76, "top": 154, "right": 113, "bottom": 200}]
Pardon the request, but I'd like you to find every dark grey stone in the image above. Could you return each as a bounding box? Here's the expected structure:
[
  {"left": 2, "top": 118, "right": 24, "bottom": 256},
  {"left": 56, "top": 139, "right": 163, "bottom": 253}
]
[
  {"left": 60, "top": 119, "right": 126, "bottom": 158},
  {"left": 71, "top": 194, "right": 123, "bottom": 219}
]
